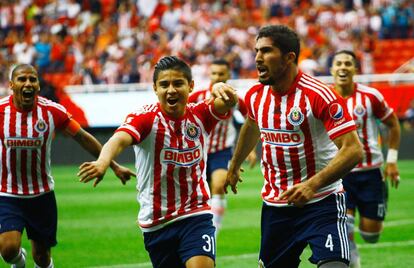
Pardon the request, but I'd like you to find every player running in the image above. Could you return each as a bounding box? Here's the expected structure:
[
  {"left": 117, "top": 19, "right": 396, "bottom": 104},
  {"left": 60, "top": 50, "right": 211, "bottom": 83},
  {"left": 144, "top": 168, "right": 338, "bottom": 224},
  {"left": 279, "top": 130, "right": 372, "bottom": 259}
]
[
  {"left": 225, "top": 25, "right": 363, "bottom": 268},
  {"left": 330, "top": 50, "right": 401, "bottom": 268},
  {"left": 78, "top": 56, "right": 238, "bottom": 268}
]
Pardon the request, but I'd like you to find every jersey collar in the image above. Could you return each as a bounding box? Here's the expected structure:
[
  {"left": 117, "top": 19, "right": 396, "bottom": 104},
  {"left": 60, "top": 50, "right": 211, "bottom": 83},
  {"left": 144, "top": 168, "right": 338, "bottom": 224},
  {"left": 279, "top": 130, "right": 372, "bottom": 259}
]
[{"left": 9, "top": 95, "right": 38, "bottom": 113}]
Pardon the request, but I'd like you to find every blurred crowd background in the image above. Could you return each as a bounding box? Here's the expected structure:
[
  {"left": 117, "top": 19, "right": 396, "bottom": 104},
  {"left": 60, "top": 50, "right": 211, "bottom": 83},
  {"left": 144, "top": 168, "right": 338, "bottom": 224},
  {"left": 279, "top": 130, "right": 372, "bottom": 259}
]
[{"left": 0, "top": 0, "right": 413, "bottom": 89}]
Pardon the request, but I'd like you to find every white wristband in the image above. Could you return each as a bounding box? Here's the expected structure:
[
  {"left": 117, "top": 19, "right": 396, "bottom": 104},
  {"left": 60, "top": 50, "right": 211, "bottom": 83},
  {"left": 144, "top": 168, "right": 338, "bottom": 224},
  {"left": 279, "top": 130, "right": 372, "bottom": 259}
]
[{"left": 386, "top": 149, "right": 398, "bottom": 163}]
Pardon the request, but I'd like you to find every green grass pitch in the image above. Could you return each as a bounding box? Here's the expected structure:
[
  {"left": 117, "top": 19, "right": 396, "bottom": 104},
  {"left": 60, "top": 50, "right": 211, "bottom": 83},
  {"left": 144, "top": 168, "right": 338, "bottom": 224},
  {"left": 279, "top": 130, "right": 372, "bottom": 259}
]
[{"left": 5, "top": 160, "right": 414, "bottom": 267}]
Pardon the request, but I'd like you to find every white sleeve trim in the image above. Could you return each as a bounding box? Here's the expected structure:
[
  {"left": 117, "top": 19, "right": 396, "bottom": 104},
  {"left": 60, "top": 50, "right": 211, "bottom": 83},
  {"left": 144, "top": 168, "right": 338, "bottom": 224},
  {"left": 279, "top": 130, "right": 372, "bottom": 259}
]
[
  {"left": 119, "top": 125, "right": 141, "bottom": 140},
  {"left": 327, "top": 121, "right": 355, "bottom": 137}
]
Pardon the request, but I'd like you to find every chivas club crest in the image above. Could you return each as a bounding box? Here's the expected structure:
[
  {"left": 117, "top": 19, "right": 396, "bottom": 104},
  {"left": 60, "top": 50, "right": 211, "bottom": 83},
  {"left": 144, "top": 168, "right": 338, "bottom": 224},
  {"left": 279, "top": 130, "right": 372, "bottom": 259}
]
[
  {"left": 34, "top": 119, "right": 48, "bottom": 133},
  {"left": 287, "top": 106, "right": 304, "bottom": 126},
  {"left": 184, "top": 123, "right": 200, "bottom": 141},
  {"left": 353, "top": 105, "right": 366, "bottom": 117}
]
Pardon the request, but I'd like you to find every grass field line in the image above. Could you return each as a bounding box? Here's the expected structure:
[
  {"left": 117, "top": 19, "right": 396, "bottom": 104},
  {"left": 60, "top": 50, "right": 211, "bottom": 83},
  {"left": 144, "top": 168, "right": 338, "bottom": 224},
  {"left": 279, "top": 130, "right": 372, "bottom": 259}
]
[
  {"left": 354, "top": 218, "right": 414, "bottom": 233},
  {"left": 87, "top": 240, "right": 414, "bottom": 268},
  {"left": 358, "top": 240, "right": 414, "bottom": 249}
]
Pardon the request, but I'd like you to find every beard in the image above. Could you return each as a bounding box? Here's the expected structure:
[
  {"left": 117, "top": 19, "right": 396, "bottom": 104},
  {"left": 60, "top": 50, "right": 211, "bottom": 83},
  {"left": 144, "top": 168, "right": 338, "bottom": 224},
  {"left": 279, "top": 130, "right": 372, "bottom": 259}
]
[
  {"left": 258, "top": 76, "right": 274, "bottom": 85},
  {"left": 258, "top": 62, "right": 289, "bottom": 86}
]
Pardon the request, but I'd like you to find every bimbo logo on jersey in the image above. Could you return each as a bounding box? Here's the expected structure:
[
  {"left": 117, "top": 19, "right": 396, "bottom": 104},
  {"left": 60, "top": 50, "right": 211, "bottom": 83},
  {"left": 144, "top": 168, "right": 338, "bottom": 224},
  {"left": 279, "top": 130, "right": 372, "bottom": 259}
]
[
  {"left": 261, "top": 129, "right": 303, "bottom": 147},
  {"left": 329, "top": 103, "right": 344, "bottom": 120},
  {"left": 4, "top": 137, "right": 44, "bottom": 149},
  {"left": 287, "top": 106, "right": 304, "bottom": 126},
  {"left": 161, "top": 146, "right": 202, "bottom": 167},
  {"left": 184, "top": 123, "right": 201, "bottom": 141}
]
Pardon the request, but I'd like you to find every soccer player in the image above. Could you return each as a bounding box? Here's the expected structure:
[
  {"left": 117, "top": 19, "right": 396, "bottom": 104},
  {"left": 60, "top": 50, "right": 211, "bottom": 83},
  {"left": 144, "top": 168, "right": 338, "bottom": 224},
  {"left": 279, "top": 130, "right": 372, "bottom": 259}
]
[
  {"left": 330, "top": 50, "right": 401, "bottom": 268},
  {"left": 188, "top": 58, "right": 257, "bottom": 234},
  {"left": 225, "top": 25, "right": 364, "bottom": 268},
  {"left": 0, "top": 64, "right": 135, "bottom": 268},
  {"left": 77, "top": 56, "right": 238, "bottom": 268}
]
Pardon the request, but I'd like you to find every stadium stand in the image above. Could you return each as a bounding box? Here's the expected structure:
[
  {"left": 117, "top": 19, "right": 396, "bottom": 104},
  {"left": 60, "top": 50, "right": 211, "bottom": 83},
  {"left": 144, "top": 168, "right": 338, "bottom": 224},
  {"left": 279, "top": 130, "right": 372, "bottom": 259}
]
[
  {"left": 0, "top": 0, "right": 413, "bottom": 124},
  {"left": 374, "top": 39, "right": 414, "bottom": 73}
]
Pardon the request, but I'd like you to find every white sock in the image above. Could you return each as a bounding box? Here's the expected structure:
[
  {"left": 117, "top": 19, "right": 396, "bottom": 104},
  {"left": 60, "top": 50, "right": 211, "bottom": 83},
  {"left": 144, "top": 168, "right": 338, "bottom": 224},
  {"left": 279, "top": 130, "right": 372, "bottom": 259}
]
[
  {"left": 35, "top": 258, "right": 54, "bottom": 268},
  {"left": 9, "top": 248, "right": 26, "bottom": 268},
  {"left": 211, "top": 195, "right": 227, "bottom": 233}
]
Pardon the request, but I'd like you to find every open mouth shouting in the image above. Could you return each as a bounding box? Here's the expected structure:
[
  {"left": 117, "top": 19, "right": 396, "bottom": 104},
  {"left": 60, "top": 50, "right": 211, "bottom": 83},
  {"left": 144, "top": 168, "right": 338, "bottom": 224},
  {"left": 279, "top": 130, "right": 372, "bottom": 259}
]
[
  {"left": 22, "top": 88, "right": 36, "bottom": 101},
  {"left": 257, "top": 65, "right": 268, "bottom": 78},
  {"left": 166, "top": 96, "right": 179, "bottom": 108}
]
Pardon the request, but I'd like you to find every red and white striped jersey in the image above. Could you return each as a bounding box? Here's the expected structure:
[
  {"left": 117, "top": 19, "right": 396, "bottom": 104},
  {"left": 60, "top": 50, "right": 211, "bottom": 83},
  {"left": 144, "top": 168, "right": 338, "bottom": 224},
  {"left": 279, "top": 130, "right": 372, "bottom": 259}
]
[
  {"left": 343, "top": 83, "right": 393, "bottom": 171},
  {"left": 245, "top": 72, "right": 356, "bottom": 207},
  {"left": 0, "top": 96, "right": 72, "bottom": 197},
  {"left": 117, "top": 100, "right": 228, "bottom": 232},
  {"left": 189, "top": 87, "right": 247, "bottom": 153}
]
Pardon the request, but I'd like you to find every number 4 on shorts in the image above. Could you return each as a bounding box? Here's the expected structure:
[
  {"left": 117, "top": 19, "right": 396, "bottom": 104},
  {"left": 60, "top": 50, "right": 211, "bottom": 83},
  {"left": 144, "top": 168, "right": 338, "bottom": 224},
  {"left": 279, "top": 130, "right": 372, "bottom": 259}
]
[{"left": 325, "top": 234, "right": 334, "bottom": 251}]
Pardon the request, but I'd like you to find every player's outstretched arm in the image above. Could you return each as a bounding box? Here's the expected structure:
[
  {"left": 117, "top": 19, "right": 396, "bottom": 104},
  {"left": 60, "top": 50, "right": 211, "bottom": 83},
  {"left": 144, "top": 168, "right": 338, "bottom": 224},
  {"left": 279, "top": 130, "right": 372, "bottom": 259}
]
[
  {"left": 210, "top": 82, "right": 238, "bottom": 115},
  {"left": 225, "top": 117, "right": 260, "bottom": 194},
  {"left": 382, "top": 113, "right": 401, "bottom": 188},
  {"left": 77, "top": 131, "right": 134, "bottom": 187}
]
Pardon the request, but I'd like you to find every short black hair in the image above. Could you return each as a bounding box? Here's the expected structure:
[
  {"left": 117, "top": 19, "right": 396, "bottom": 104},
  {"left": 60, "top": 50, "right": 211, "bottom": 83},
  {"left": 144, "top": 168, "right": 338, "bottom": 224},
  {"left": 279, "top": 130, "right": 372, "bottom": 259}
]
[
  {"left": 257, "top": 25, "right": 300, "bottom": 64},
  {"left": 9, "top": 64, "right": 37, "bottom": 81},
  {"left": 332, "top": 50, "right": 359, "bottom": 68},
  {"left": 211, "top": 58, "right": 230, "bottom": 68},
  {"left": 153, "top": 56, "right": 192, "bottom": 83}
]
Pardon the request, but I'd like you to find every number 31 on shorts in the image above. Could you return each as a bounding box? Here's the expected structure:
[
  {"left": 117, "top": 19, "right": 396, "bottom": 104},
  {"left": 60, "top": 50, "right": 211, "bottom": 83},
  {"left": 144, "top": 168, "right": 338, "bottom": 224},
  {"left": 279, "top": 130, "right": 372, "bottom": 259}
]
[{"left": 202, "top": 234, "right": 215, "bottom": 254}]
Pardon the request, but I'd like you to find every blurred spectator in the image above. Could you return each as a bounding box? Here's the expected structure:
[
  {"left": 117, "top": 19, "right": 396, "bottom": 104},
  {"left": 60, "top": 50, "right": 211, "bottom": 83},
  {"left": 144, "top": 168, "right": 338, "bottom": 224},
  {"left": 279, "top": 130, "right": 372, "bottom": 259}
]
[
  {"left": 12, "top": 33, "right": 36, "bottom": 64},
  {"left": 0, "top": 2, "right": 12, "bottom": 40},
  {"left": 49, "top": 34, "right": 67, "bottom": 72},
  {"left": 34, "top": 31, "right": 51, "bottom": 73},
  {"left": 0, "top": 53, "right": 10, "bottom": 95},
  {"left": 403, "top": 99, "right": 414, "bottom": 130},
  {"left": 394, "top": 0, "right": 414, "bottom": 39},
  {"left": 118, "top": 57, "right": 140, "bottom": 84},
  {"left": 39, "top": 76, "right": 59, "bottom": 103},
  {"left": 12, "top": 0, "right": 28, "bottom": 35},
  {"left": 299, "top": 47, "right": 326, "bottom": 76},
  {"left": 380, "top": 1, "right": 414, "bottom": 39}
]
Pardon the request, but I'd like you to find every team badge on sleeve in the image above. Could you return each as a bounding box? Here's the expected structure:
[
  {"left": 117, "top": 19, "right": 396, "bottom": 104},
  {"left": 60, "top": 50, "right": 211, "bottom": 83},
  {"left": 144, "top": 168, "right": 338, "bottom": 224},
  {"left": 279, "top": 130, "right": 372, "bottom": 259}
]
[
  {"left": 185, "top": 123, "right": 201, "bottom": 141},
  {"left": 34, "top": 119, "right": 48, "bottom": 133},
  {"left": 353, "top": 105, "right": 366, "bottom": 117},
  {"left": 329, "top": 103, "right": 344, "bottom": 120},
  {"left": 287, "top": 106, "right": 304, "bottom": 126}
]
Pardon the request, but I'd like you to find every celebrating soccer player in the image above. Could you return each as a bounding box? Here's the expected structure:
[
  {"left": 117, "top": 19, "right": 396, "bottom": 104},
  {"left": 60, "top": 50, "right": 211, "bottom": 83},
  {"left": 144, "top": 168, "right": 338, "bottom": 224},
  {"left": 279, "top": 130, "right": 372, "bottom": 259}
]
[
  {"left": 225, "top": 25, "right": 363, "bottom": 268},
  {"left": 0, "top": 64, "right": 134, "bottom": 268},
  {"left": 78, "top": 56, "right": 238, "bottom": 268},
  {"left": 330, "top": 50, "right": 401, "bottom": 268}
]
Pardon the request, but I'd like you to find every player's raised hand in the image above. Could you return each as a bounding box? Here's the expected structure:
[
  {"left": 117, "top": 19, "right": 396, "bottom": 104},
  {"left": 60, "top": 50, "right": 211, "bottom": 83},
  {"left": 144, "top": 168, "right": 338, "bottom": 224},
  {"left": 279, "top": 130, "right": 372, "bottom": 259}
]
[
  {"left": 211, "top": 82, "right": 238, "bottom": 107},
  {"left": 78, "top": 161, "right": 106, "bottom": 187},
  {"left": 224, "top": 167, "right": 244, "bottom": 194},
  {"left": 384, "top": 162, "right": 400, "bottom": 189},
  {"left": 111, "top": 163, "right": 136, "bottom": 185}
]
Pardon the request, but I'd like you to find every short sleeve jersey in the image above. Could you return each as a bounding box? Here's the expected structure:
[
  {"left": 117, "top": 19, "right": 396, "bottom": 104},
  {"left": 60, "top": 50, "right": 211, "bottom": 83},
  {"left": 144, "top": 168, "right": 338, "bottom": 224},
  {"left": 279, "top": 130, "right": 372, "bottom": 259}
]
[
  {"left": 245, "top": 72, "right": 356, "bottom": 206},
  {"left": 344, "top": 83, "right": 394, "bottom": 171},
  {"left": 0, "top": 96, "right": 72, "bottom": 197},
  {"left": 117, "top": 100, "right": 228, "bottom": 232},
  {"left": 189, "top": 87, "right": 247, "bottom": 153}
]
